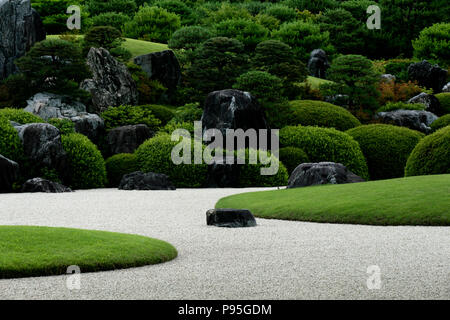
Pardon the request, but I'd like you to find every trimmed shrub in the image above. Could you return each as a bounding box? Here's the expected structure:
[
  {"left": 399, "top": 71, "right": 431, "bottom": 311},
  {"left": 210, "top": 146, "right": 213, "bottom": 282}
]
[
  {"left": 135, "top": 133, "right": 207, "bottom": 187},
  {"left": 238, "top": 150, "right": 289, "bottom": 187},
  {"left": 90, "top": 12, "right": 131, "bottom": 30},
  {"left": 87, "top": 0, "right": 137, "bottom": 17},
  {"left": 61, "top": 133, "right": 107, "bottom": 189},
  {"left": 100, "top": 105, "right": 161, "bottom": 131},
  {"left": 170, "top": 103, "right": 202, "bottom": 123},
  {"left": 384, "top": 59, "right": 414, "bottom": 82},
  {"left": 431, "top": 115, "right": 450, "bottom": 132},
  {"left": 158, "top": 122, "right": 195, "bottom": 136},
  {"left": 233, "top": 71, "right": 283, "bottom": 102},
  {"left": 435, "top": 93, "right": 450, "bottom": 115},
  {"left": 413, "top": 23, "right": 450, "bottom": 67},
  {"left": 279, "top": 147, "right": 310, "bottom": 175},
  {"left": 105, "top": 153, "right": 139, "bottom": 187},
  {"left": 347, "top": 124, "right": 424, "bottom": 180},
  {"left": 0, "top": 117, "right": 23, "bottom": 162},
  {"left": 213, "top": 18, "right": 269, "bottom": 50},
  {"left": 280, "top": 125, "right": 369, "bottom": 180},
  {"left": 168, "top": 26, "right": 214, "bottom": 50},
  {"left": 405, "top": 126, "right": 450, "bottom": 176},
  {"left": 144, "top": 105, "right": 175, "bottom": 126},
  {"left": 0, "top": 108, "right": 44, "bottom": 124},
  {"left": 264, "top": 4, "right": 297, "bottom": 23},
  {"left": 82, "top": 26, "right": 124, "bottom": 55},
  {"left": 48, "top": 118, "right": 75, "bottom": 135},
  {"left": 287, "top": 100, "right": 361, "bottom": 131},
  {"left": 377, "top": 102, "right": 425, "bottom": 113}
]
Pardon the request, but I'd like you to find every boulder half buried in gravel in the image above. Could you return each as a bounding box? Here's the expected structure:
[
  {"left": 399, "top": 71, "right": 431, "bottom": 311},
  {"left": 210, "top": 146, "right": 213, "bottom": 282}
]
[
  {"left": 288, "top": 162, "right": 364, "bottom": 189},
  {"left": 119, "top": 171, "right": 175, "bottom": 190},
  {"left": 206, "top": 209, "right": 257, "bottom": 228},
  {"left": 21, "top": 178, "right": 72, "bottom": 193},
  {"left": 0, "top": 154, "right": 20, "bottom": 193}
]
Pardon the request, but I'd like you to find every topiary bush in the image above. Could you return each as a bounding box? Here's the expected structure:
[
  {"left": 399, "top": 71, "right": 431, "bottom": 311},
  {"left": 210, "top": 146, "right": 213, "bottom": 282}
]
[
  {"left": 0, "top": 108, "right": 44, "bottom": 124},
  {"left": 405, "top": 126, "right": 450, "bottom": 176},
  {"left": 0, "top": 117, "right": 23, "bottom": 162},
  {"left": 143, "top": 105, "right": 175, "bottom": 126},
  {"left": 435, "top": 93, "right": 450, "bottom": 115},
  {"left": 135, "top": 133, "right": 207, "bottom": 187},
  {"left": 48, "top": 118, "right": 75, "bottom": 135},
  {"left": 279, "top": 146, "right": 310, "bottom": 175},
  {"left": 233, "top": 71, "right": 283, "bottom": 102},
  {"left": 61, "top": 133, "right": 107, "bottom": 189},
  {"left": 100, "top": 105, "right": 162, "bottom": 131},
  {"left": 213, "top": 18, "right": 269, "bottom": 50},
  {"left": 287, "top": 100, "right": 361, "bottom": 131},
  {"left": 280, "top": 125, "right": 369, "bottom": 180},
  {"left": 347, "top": 124, "right": 424, "bottom": 180},
  {"left": 431, "top": 115, "right": 450, "bottom": 132},
  {"left": 105, "top": 153, "right": 139, "bottom": 187}
]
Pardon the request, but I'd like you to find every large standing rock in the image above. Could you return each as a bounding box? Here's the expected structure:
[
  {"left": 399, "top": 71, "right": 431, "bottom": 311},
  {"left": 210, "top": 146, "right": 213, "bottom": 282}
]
[
  {"left": 118, "top": 171, "right": 175, "bottom": 190},
  {"left": 106, "top": 124, "right": 153, "bottom": 155},
  {"left": 206, "top": 209, "right": 257, "bottom": 228},
  {"left": 81, "top": 47, "right": 138, "bottom": 112},
  {"left": 24, "top": 92, "right": 105, "bottom": 142},
  {"left": 307, "top": 49, "right": 330, "bottom": 79},
  {"left": 0, "top": 154, "right": 19, "bottom": 193},
  {"left": 408, "top": 92, "right": 442, "bottom": 116},
  {"left": 0, "top": 0, "right": 45, "bottom": 80},
  {"left": 14, "top": 123, "right": 66, "bottom": 172},
  {"left": 205, "top": 156, "right": 240, "bottom": 188},
  {"left": 376, "top": 110, "right": 438, "bottom": 133},
  {"left": 21, "top": 178, "right": 72, "bottom": 193},
  {"left": 202, "top": 89, "right": 269, "bottom": 150},
  {"left": 287, "top": 162, "right": 364, "bottom": 189},
  {"left": 134, "top": 50, "right": 181, "bottom": 102},
  {"left": 407, "top": 60, "right": 448, "bottom": 93}
]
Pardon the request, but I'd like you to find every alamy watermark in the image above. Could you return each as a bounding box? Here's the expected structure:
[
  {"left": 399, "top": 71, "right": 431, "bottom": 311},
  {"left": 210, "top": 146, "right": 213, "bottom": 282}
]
[
  {"left": 367, "top": 5, "right": 381, "bottom": 30},
  {"left": 66, "top": 265, "right": 81, "bottom": 290},
  {"left": 66, "top": 5, "right": 81, "bottom": 30},
  {"left": 366, "top": 265, "right": 382, "bottom": 290}
]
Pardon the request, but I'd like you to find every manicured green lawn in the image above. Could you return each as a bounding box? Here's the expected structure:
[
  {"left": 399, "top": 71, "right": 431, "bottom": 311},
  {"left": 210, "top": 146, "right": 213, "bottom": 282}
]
[
  {"left": 216, "top": 175, "right": 450, "bottom": 226},
  {"left": 306, "top": 76, "right": 333, "bottom": 89},
  {"left": 0, "top": 226, "right": 177, "bottom": 279}
]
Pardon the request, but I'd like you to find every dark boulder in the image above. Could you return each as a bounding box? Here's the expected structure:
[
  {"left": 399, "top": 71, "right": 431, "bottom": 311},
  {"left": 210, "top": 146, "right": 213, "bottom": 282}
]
[
  {"left": 206, "top": 209, "right": 257, "bottom": 228},
  {"left": 408, "top": 92, "right": 442, "bottom": 116},
  {"left": 106, "top": 124, "right": 153, "bottom": 156},
  {"left": 0, "top": 0, "right": 46, "bottom": 80},
  {"left": 205, "top": 156, "right": 240, "bottom": 188},
  {"left": 407, "top": 60, "right": 448, "bottom": 94},
  {"left": 134, "top": 50, "right": 181, "bottom": 102},
  {"left": 119, "top": 171, "right": 175, "bottom": 190},
  {"left": 376, "top": 109, "right": 438, "bottom": 133},
  {"left": 21, "top": 178, "right": 72, "bottom": 193},
  {"left": 0, "top": 154, "right": 19, "bottom": 193},
  {"left": 287, "top": 162, "right": 364, "bottom": 189},
  {"left": 307, "top": 49, "right": 330, "bottom": 79},
  {"left": 14, "top": 123, "right": 66, "bottom": 172},
  {"left": 81, "top": 47, "right": 138, "bottom": 112}
]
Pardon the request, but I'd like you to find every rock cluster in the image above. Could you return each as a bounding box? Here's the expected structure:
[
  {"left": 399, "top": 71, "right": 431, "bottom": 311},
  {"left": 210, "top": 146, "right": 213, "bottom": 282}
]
[
  {"left": 119, "top": 171, "right": 176, "bottom": 190},
  {"left": 407, "top": 60, "right": 448, "bottom": 94}
]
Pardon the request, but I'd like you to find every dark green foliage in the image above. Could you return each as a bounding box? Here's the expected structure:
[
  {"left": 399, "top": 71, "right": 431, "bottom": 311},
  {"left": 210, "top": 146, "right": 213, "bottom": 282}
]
[
  {"left": 168, "top": 26, "right": 214, "bottom": 50},
  {"left": 431, "top": 115, "right": 450, "bottom": 132},
  {"left": 280, "top": 125, "right": 369, "bottom": 180},
  {"left": 0, "top": 118, "right": 23, "bottom": 162},
  {"left": 405, "top": 126, "right": 450, "bottom": 176},
  {"left": 127, "top": 63, "right": 167, "bottom": 104},
  {"left": 32, "top": 0, "right": 86, "bottom": 34},
  {"left": 170, "top": 103, "right": 202, "bottom": 123},
  {"left": 100, "top": 105, "right": 162, "bottom": 131},
  {"left": 233, "top": 71, "right": 283, "bottom": 102},
  {"left": 0, "top": 74, "right": 32, "bottom": 109},
  {"left": 153, "top": 0, "right": 193, "bottom": 25},
  {"left": 0, "top": 108, "right": 44, "bottom": 124},
  {"left": 158, "top": 121, "right": 195, "bottom": 136},
  {"left": 347, "top": 124, "right": 424, "bottom": 180},
  {"left": 135, "top": 134, "right": 207, "bottom": 187},
  {"left": 90, "top": 12, "right": 131, "bottom": 31},
  {"left": 61, "top": 133, "right": 107, "bottom": 189},
  {"left": 48, "top": 118, "right": 76, "bottom": 135},
  {"left": 264, "top": 4, "right": 297, "bottom": 23},
  {"left": 83, "top": 26, "right": 124, "bottom": 55},
  {"left": 279, "top": 147, "right": 310, "bottom": 175},
  {"left": 377, "top": 102, "right": 425, "bottom": 113},
  {"left": 213, "top": 19, "right": 269, "bottom": 50},
  {"left": 435, "top": 93, "right": 450, "bottom": 115},
  {"left": 144, "top": 105, "right": 175, "bottom": 126},
  {"left": 413, "top": 23, "right": 450, "bottom": 67},
  {"left": 105, "top": 153, "right": 139, "bottom": 187},
  {"left": 87, "top": 0, "right": 137, "bottom": 17},
  {"left": 284, "top": 0, "right": 338, "bottom": 13},
  {"left": 384, "top": 59, "right": 415, "bottom": 82}
]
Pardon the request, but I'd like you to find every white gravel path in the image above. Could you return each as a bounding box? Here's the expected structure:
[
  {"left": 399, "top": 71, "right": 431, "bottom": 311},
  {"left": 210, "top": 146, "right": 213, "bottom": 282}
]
[{"left": 0, "top": 188, "right": 449, "bottom": 300}]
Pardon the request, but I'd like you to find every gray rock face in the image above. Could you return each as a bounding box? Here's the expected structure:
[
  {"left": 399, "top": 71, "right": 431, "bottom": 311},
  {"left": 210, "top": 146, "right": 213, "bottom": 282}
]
[
  {"left": 407, "top": 60, "right": 448, "bottom": 93},
  {"left": 81, "top": 47, "right": 138, "bottom": 112},
  {"left": 21, "top": 177, "right": 72, "bottom": 193},
  {"left": 408, "top": 92, "right": 442, "bottom": 116},
  {"left": 106, "top": 124, "right": 153, "bottom": 155},
  {"left": 376, "top": 109, "right": 438, "bottom": 133},
  {"left": 205, "top": 156, "right": 240, "bottom": 188},
  {"left": 134, "top": 50, "right": 181, "bottom": 102},
  {"left": 0, "top": 0, "right": 45, "bottom": 80},
  {"left": 119, "top": 171, "right": 175, "bottom": 190},
  {"left": 14, "top": 123, "right": 66, "bottom": 172},
  {"left": 381, "top": 74, "right": 396, "bottom": 83},
  {"left": 0, "top": 154, "right": 19, "bottom": 193},
  {"left": 442, "top": 83, "right": 450, "bottom": 93},
  {"left": 287, "top": 162, "right": 364, "bottom": 189},
  {"left": 307, "top": 49, "right": 330, "bottom": 79},
  {"left": 24, "top": 92, "right": 105, "bottom": 142},
  {"left": 206, "top": 209, "right": 257, "bottom": 228}
]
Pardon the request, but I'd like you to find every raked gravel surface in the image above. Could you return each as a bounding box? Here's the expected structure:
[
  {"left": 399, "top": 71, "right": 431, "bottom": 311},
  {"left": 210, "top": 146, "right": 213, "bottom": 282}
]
[{"left": 0, "top": 188, "right": 449, "bottom": 300}]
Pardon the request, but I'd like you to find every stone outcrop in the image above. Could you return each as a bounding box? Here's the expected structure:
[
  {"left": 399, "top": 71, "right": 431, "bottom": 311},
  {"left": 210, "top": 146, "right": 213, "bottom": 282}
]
[
  {"left": 21, "top": 177, "right": 72, "bottom": 193},
  {"left": 376, "top": 109, "right": 438, "bottom": 133},
  {"left": 106, "top": 124, "right": 153, "bottom": 156},
  {"left": 307, "top": 49, "right": 330, "bottom": 79},
  {"left": 408, "top": 92, "right": 442, "bottom": 116},
  {"left": 118, "top": 171, "right": 176, "bottom": 191},
  {"left": 407, "top": 60, "right": 448, "bottom": 94},
  {"left": 0, "top": 0, "right": 45, "bottom": 80}
]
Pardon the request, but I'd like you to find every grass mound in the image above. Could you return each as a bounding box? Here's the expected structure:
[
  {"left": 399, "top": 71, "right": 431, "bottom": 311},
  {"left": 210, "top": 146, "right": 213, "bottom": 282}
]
[
  {"left": 216, "top": 174, "right": 450, "bottom": 226},
  {"left": 0, "top": 226, "right": 177, "bottom": 279}
]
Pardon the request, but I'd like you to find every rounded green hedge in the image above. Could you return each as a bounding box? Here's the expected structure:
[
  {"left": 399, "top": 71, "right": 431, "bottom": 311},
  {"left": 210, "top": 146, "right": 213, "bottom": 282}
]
[
  {"left": 135, "top": 133, "right": 207, "bottom": 188},
  {"left": 0, "top": 108, "right": 44, "bottom": 124},
  {"left": 144, "top": 105, "right": 175, "bottom": 126},
  {"left": 405, "top": 126, "right": 450, "bottom": 177},
  {"left": 435, "top": 93, "right": 450, "bottom": 115},
  {"left": 61, "top": 133, "right": 107, "bottom": 189},
  {"left": 280, "top": 125, "right": 369, "bottom": 180},
  {"left": 431, "top": 115, "right": 450, "bottom": 132},
  {"left": 105, "top": 153, "right": 139, "bottom": 187},
  {"left": 347, "top": 124, "right": 424, "bottom": 180},
  {"left": 279, "top": 146, "right": 309, "bottom": 175},
  {"left": 0, "top": 117, "right": 23, "bottom": 162}
]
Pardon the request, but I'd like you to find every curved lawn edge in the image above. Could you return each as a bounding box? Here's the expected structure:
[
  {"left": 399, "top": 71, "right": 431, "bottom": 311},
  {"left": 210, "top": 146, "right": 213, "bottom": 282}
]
[
  {"left": 0, "top": 226, "right": 177, "bottom": 279},
  {"left": 215, "top": 175, "right": 450, "bottom": 226}
]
